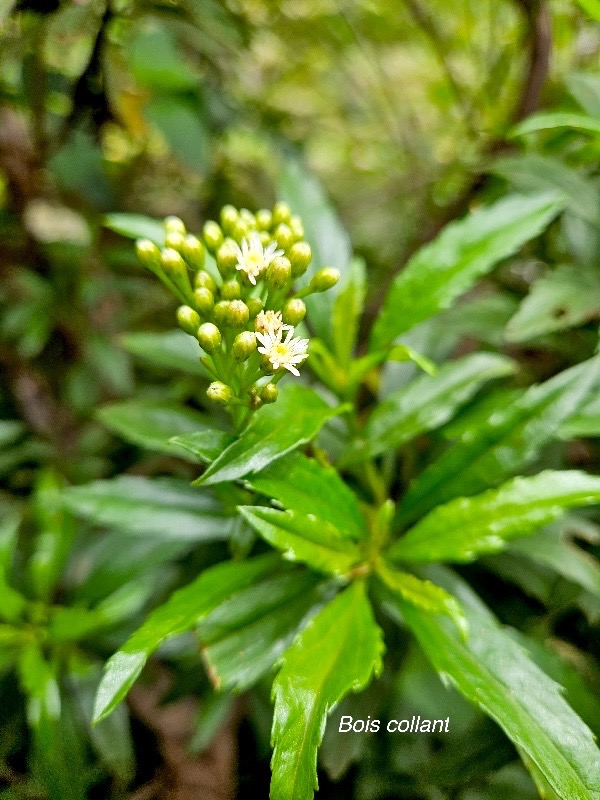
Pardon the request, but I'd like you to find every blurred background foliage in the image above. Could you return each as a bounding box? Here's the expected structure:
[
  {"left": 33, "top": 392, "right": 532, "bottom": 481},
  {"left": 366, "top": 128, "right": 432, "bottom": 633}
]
[{"left": 1, "top": 0, "right": 600, "bottom": 798}]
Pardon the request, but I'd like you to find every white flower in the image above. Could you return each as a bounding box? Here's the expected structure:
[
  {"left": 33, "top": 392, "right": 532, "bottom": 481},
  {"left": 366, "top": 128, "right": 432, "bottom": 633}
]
[
  {"left": 233, "top": 232, "right": 282, "bottom": 285},
  {"left": 256, "top": 326, "right": 309, "bottom": 377},
  {"left": 255, "top": 309, "right": 291, "bottom": 336}
]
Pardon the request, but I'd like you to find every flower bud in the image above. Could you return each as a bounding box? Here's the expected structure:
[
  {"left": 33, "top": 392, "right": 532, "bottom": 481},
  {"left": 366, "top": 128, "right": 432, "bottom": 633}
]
[
  {"left": 164, "top": 230, "right": 185, "bottom": 252},
  {"left": 164, "top": 216, "right": 186, "bottom": 235},
  {"left": 221, "top": 278, "right": 241, "bottom": 300},
  {"left": 261, "top": 383, "right": 278, "bottom": 403},
  {"left": 220, "top": 204, "right": 238, "bottom": 233},
  {"left": 310, "top": 267, "right": 340, "bottom": 292},
  {"left": 213, "top": 300, "right": 231, "bottom": 326},
  {"left": 232, "top": 331, "right": 257, "bottom": 362},
  {"left": 197, "top": 322, "right": 222, "bottom": 353},
  {"left": 256, "top": 208, "right": 272, "bottom": 230},
  {"left": 274, "top": 223, "right": 293, "bottom": 250},
  {"left": 136, "top": 239, "right": 162, "bottom": 273},
  {"left": 194, "top": 270, "right": 216, "bottom": 293},
  {"left": 207, "top": 381, "right": 233, "bottom": 405},
  {"left": 290, "top": 215, "right": 304, "bottom": 241},
  {"left": 266, "top": 255, "right": 292, "bottom": 290},
  {"left": 227, "top": 299, "right": 250, "bottom": 327},
  {"left": 203, "top": 220, "right": 224, "bottom": 252},
  {"left": 282, "top": 298, "right": 306, "bottom": 326},
  {"left": 232, "top": 219, "right": 250, "bottom": 243},
  {"left": 289, "top": 241, "right": 312, "bottom": 277},
  {"left": 216, "top": 239, "right": 239, "bottom": 278},
  {"left": 259, "top": 231, "right": 271, "bottom": 247},
  {"left": 177, "top": 305, "right": 201, "bottom": 335},
  {"left": 161, "top": 247, "right": 193, "bottom": 297},
  {"left": 239, "top": 208, "right": 256, "bottom": 227},
  {"left": 182, "top": 234, "right": 205, "bottom": 270},
  {"left": 193, "top": 287, "right": 214, "bottom": 315},
  {"left": 247, "top": 297, "right": 264, "bottom": 318},
  {"left": 272, "top": 201, "right": 292, "bottom": 226}
]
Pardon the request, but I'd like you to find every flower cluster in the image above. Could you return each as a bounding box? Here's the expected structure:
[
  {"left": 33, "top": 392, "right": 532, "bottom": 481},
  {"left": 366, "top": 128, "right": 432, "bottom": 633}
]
[{"left": 135, "top": 203, "right": 339, "bottom": 423}]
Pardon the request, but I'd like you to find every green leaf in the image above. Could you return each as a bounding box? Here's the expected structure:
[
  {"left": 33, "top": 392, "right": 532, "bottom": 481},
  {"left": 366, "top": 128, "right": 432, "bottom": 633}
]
[
  {"left": 506, "top": 265, "right": 600, "bottom": 342},
  {"left": 120, "top": 329, "right": 207, "bottom": 376},
  {"left": 64, "top": 476, "right": 235, "bottom": 541},
  {"left": 511, "top": 112, "right": 600, "bottom": 137},
  {"left": 145, "top": 96, "right": 209, "bottom": 172},
  {"left": 245, "top": 451, "right": 365, "bottom": 540},
  {"left": 384, "top": 567, "right": 600, "bottom": 800},
  {"left": 200, "top": 567, "right": 327, "bottom": 691},
  {"left": 332, "top": 257, "right": 366, "bottom": 367},
  {"left": 129, "top": 27, "right": 199, "bottom": 92},
  {"left": 560, "top": 393, "right": 600, "bottom": 438},
  {"left": 239, "top": 506, "right": 362, "bottom": 576},
  {"left": 0, "top": 511, "right": 26, "bottom": 622},
  {"left": 398, "top": 357, "right": 600, "bottom": 524},
  {"left": 170, "top": 429, "right": 235, "bottom": 463},
  {"left": 279, "top": 158, "right": 352, "bottom": 346},
  {"left": 0, "top": 420, "right": 25, "bottom": 449},
  {"left": 371, "top": 192, "right": 565, "bottom": 349},
  {"left": 190, "top": 692, "right": 234, "bottom": 754},
  {"left": 104, "top": 213, "right": 165, "bottom": 246},
  {"left": 270, "top": 581, "right": 384, "bottom": 800},
  {"left": 575, "top": 0, "right": 600, "bottom": 21},
  {"left": 195, "top": 384, "right": 344, "bottom": 486},
  {"left": 567, "top": 72, "right": 600, "bottom": 117},
  {"left": 97, "top": 400, "right": 216, "bottom": 461},
  {"left": 344, "top": 353, "right": 514, "bottom": 463},
  {"left": 93, "top": 554, "right": 280, "bottom": 723},
  {"left": 389, "top": 470, "right": 600, "bottom": 564}
]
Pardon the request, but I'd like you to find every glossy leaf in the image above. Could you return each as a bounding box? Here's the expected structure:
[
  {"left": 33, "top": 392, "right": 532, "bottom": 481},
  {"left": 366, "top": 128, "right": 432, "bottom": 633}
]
[
  {"left": 239, "top": 506, "right": 362, "bottom": 576},
  {"left": 171, "top": 429, "right": 235, "bottom": 463},
  {"left": 270, "top": 581, "right": 384, "bottom": 800},
  {"left": 104, "top": 213, "right": 165, "bottom": 246},
  {"left": 371, "top": 192, "right": 564, "bottom": 349},
  {"left": 64, "top": 476, "right": 235, "bottom": 541},
  {"left": 384, "top": 567, "right": 600, "bottom": 800},
  {"left": 399, "top": 357, "right": 600, "bottom": 523},
  {"left": 389, "top": 470, "right": 600, "bottom": 564},
  {"left": 511, "top": 112, "right": 600, "bottom": 137},
  {"left": 245, "top": 451, "right": 365, "bottom": 540},
  {"left": 93, "top": 554, "right": 281, "bottom": 722},
  {"left": 120, "top": 329, "right": 207, "bottom": 376},
  {"left": 195, "top": 384, "right": 343, "bottom": 486},
  {"left": 344, "top": 353, "right": 514, "bottom": 463}
]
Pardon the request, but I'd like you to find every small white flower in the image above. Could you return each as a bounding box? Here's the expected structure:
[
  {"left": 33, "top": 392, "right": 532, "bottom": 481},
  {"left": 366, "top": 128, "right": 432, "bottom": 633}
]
[
  {"left": 233, "top": 232, "right": 282, "bottom": 285},
  {"left": 256, "top": 326, "right": 309, "bottom": 377},
  {"left": 255, "top": 309, "right": 291, "bottom": 336}
]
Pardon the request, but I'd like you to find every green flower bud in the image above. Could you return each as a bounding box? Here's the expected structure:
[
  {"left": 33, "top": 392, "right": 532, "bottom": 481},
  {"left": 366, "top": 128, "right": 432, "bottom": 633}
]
[
  {"left": 232, "top": 331, "right": 257, "bottom": 362},
  {"left": 310, "top": 267, "right": 340, "bottom": 292},
  {"left": 216, "top": 239, "right": 240, "bottom": 278},
  {"left": 164, "top": 216, "right": 186, "bottom": 235},
  {"left": 290, "top": 215, "right": 304, "bottom": 241},
  {"left": 213, "top": 300, "right": 231, "bottom": 326},
  {"left": 289, "top": 241, "right": 312, "bottom": 277},
  {"left": 193, "top": 287, "right": 214, "bottom": 315},
  {"left": 182, "top": 234, "right": 205, "bottom": 270},
  {"left": 266, "top": 255, "right": 292, "bottom": 290},
  {"left": 194, "top": 270, "right": 216, "bottom": 293},
  {"left": 259, "top": 231, "right": 271, "bottom": 247},
  {"left": 282, "top": 298, "right": 306, "bottom": 326},
  {"left": 220, "top": 204, "right": 238, "bottom": 233},
  {"left": 272, "top": 201, "right": 292, "bottom": 226},
  {"left": 274, "top": 223, "right": 293, "bottom": 250},
  {"left": 232, "top": 219, "right": 250, "bottom": 243},
  {"left": 247, "top": 297, "right": 264, "bottom": 318},
  {"left": 261, "top": 383, "right": 278, "bottom": 404},
  {"left": 227, "top": 299, "right": 250, "bottom": 327},
  {"left": 207, "top": 381, "right": 233, "bottom": 405},
  {"left": 203, "top": 220, "right": 224, "bottom": 252},
  {"left": 256, "top": 208, "right": 272, "bottom": 230},
  {"left": 239, "top": 208, "right": 256, "bottom": 227},
  {"left": 177, "top": 305, "right": 201, "bottom": 335},
  {"left": 164, "top": 230, "right": 185, "bottom": 252},
  {"left": 136, "top": 239, "right": 162, "bottom": 272},
  {"left": 161, "top": 247, "right": 193, "bottom": 297},
  {"left": 221, "top": 278, "right": 241, "bottom": 300},
  {"left": 197, "top": 322, "right": 222, "bottom": 353}
]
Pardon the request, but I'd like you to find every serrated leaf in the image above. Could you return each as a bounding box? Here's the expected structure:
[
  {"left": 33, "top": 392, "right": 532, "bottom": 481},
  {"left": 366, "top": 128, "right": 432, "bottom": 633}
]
[
  {"left": 270, "top": 581, "right": 384, "bottom": 800},
  {"left": 384, "top": 567, "right": 600, "bottom": 800},
  {"left": 399, "top": 357, "right": 600, "bottom": 524},
  {"left": 64, "top": 476, "right": 235, "bottom": 541},
  {"left": 371, "top": 192, "right": 565, "bottom": 349},
  {"left": 506, "top": 264, "right": 600, "bottom": 341},
  {"left": 511, "top": 112, "right": 600, "bottom": 137},
  {"left": 93, "top": 554, "right": 281, "bottom": 723},
  {"left": 104, "top": 213, "right": 165, "bottom": 245},
  {"left": 245, "top": 451, "right": 365, "bottom": 540},
  {"left": 239, "top": 506, "right": 362, "bottom": 576},
  {"left": 97, "top": 400, "right": 216, "bottom": 461},
  {"left": 195, "top": 384, "right": 344, "bottom": 486},
  {"left": 120, "top": 329, "right": 207, "bottom": 376},
  {"left": 344, "top": 353, "right": 514, "bottom": 463},
  {"left": 389, "top": 470, "right": 600, "bottom": 564}
]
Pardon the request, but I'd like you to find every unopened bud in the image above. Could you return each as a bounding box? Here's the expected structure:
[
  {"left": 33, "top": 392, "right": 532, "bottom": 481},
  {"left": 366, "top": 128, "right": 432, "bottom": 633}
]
[
  {"left": 161, "top": 248, "right": 193, "bottom": 297},
  {"left": 290, "top": 215, "right": 304, "bottom": 241},
  {"left": 247, "top": 297, "right": 264, "bottom": 318},
  {"left": 216, "top": 239, "right": 239, "bottom": 278},
  {"left": 274, "top": 223, "right": 293, "bottom": 250},
  {"left": 165, "top": 231, "right": 185, "bottom": 252},
  {"left": 232, "top": 331, "right": 257, "bottom": 362},
  {"left": 177, "top": 305, "right": 201, "bottom": 335},
  {"left": 239, "top": 208, "right": 256, "bottom": 227},
  {"left": 227, "top": 299, "right": 250, "bottom": 327},
  {"left": 136, "top": 239, "right": 161, "bottom": 272},
  {"left": 164, "top": 216, "right": 186, "bottom": 235},
  {"left": 282, "top": 298, "right": 306, "bottom": 326},
  {"left": 259, "top": 231, "right": 271, "bottom": 247},
  {"left": 272, "top": 201, "right": 292, "bottom": 226},
  {"left": 221, "top": 279, "right": 241, "bottom": 300},
  {"left": 207, "top": 381, "right": 233, "bottom": 405},
  {"left": 182, "top": 234, "right": 205, "bottom": 270},
  {"left": 197, "top": 322, "right": 221, "bottom": 353},
  {"left": 232, "top": 220, "right": 250, "bottom": 243},
  {"left": 220, "top": 204, "right": 238, "bottom": 233},
  {"left": 194, "top": 270, "right": 216, "bottom": 293},
  {"left": 261, "top": 383, "right": 278, "bottom": 404},
  {"left": 213, "top": 301, "right": 231, "bottom": 326},
  {"left": 310, "top": 267, "right": 340, "bottom": 292},
  {"left": 289, "top": 242, "right": 312, "bottom": 277},
  {"left": 256, "top": 209, "right": 272, "bottom": 230},
  {"left": 193, "top": 287, "right": 214, "bottom": 315},
  {"left": 203, "top": 221, "right": 224, "bottom": 252},
  {"left": 266, "top": 255, "right": 292, "bottom": 290}
]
